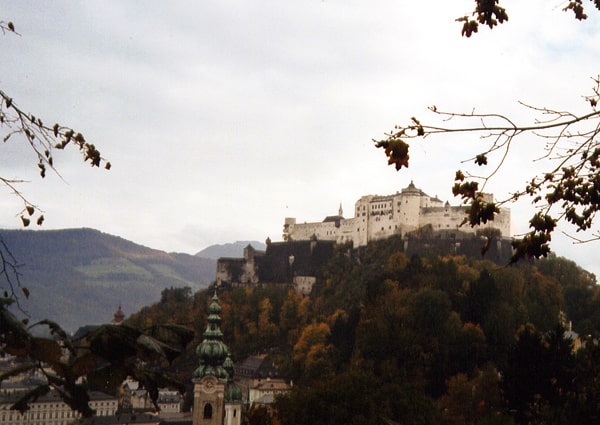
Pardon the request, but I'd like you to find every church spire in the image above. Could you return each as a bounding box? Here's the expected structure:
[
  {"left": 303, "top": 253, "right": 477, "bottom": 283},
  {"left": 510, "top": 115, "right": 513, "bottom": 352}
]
[
  {"left": 112, "top": 304, "right": 125, "bottom": 324},
  {"left": 192, "top": 291, "right": 243, "bottom": 425},
  {"left": 338, "top": 202, "right": 343, "bottom": 217},
  {"left": 193, "top": 291, "right": 229, "bottom": 380}
]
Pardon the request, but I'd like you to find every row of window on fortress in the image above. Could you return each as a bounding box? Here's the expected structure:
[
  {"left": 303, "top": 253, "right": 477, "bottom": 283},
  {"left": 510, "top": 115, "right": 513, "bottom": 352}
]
[
  {"left": 356, "top": 205, "right": 418, "bottom": 217},
  {"left": 324, "top": 221, "right": 457, "bottom": 237},
  {"left": 357, "top": 200, "right": 413, "bottom": 211}
]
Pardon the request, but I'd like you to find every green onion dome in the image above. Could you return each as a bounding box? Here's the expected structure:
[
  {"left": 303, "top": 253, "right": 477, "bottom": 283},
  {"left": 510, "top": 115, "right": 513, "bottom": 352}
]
[
  {"left": 225, "top": 381, "right": 243, "bottom": 403},
  {"left": 224, "top": 354, "right": 242, "bottom": 402},
  {"left": 208, "top": 293, "right": 222, "bottom": 315},
  {"left": 223, "top": 354, "right": 234, "bottom": 373},
  {"left": 193, "top": 291, "right": 231, "bottom": 380}
]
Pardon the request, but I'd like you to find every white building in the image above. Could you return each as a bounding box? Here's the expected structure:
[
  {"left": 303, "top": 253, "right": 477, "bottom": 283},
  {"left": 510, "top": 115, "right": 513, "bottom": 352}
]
[
  {"left": 248, "top": 378, "right": 291, "bottom": 407},
  {"left": 0, "top": 390, "right": 117, "bottom": 425},
  {"left": 283, "top": 181, "right": 511, "bottom": 246}
]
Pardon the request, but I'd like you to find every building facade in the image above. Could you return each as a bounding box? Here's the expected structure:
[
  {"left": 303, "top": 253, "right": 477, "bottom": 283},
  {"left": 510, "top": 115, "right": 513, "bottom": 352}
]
[
  {"left": 234, "top": 355, "right": 291, "bottom": 406},
  {"left": 283, "top": 181, "right": 511, "bottom": 246},
  {"left": 248, "top": 379, "right": 290, "bottom": 407},
  {"left": 0, "top": 390, "right": 117, "bottom": 425}
]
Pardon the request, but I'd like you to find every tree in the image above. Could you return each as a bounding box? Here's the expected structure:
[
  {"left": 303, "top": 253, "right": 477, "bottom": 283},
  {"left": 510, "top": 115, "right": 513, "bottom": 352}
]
[
  {"left": 1, "top": 21, "right": 109, "bottom": 221},
  {"left": 0, "top": 20, "right": 189, "bottom": 419},
  {"left": 0, "top": 310, "right": 194, "bottom": 417},
  {"left": 0, "top": 19, "right": 110, "bottom": 302},
  {"left": 437, "top": 364, "right": 506, "bottom": 425},
  {"left": 275, "top": 368, "right": 380, "bottom": 425},
  {"left": 454, "top": 0, "right": 598, "bottom": 38},
  {"left": 502, "top": 324, "right": 576, "bottom": 424},
  {"left": 292, "top": 322, "right": 335, "bottom": 384},
  {"left": 375, "top": 2, "right": 600, "bottom": 263},
  {"left": 257, "top": 297, "right": 281, "bottom": 348}
]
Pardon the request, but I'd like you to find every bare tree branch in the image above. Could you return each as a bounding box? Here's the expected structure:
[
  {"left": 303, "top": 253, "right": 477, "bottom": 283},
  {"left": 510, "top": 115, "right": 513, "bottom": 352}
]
[
  {"left": 375, "top": 76, "right": 600, "bottom": 262},
  {"left": 0, "top": 89, "right": 111, "bottom": 227},
  {"left": 0, "top": 236, "right": 23, "bottom": 301}
]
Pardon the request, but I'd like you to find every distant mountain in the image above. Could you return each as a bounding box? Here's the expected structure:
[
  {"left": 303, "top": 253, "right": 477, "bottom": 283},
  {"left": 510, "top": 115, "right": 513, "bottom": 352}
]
[
  {"left": 195, "top": 240, "right": 266, "bottom": 259},
  {"left": 0, "top": 228, "right": 216, "bottom": 333}
]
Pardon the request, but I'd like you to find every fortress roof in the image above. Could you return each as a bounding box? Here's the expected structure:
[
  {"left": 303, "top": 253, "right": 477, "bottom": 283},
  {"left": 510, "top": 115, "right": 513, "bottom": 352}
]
[
  {"left": 401, "top": 180, "right": 430, "bottom": 197},
  {"left": 323, "top": 215, "right": 344, "bottom": 223}
]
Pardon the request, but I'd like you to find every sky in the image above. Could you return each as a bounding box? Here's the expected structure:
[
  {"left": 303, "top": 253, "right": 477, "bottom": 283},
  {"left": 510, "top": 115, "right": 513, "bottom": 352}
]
[{"left": 2, "top": 1, "right": 600, "bottom": 274}]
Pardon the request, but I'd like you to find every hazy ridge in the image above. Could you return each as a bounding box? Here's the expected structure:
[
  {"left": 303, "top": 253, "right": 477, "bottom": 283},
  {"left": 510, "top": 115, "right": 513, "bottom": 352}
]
[
  {"left": 0, "top": 228, "right": 216, "bottom": 332},
  {"left": 195, "top": 240, "right": 266, "bottom": 259}
]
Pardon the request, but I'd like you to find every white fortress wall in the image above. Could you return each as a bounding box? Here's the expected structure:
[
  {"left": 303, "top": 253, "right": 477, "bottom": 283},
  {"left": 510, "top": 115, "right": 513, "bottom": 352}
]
[
  {"left": 284, "top": 219, "right": 339, "bottom": 241},
  {"left": 337, "top": 218, "right": 358, "bottom": 244},
  {"left": 420, "top": 205, "right": 510, "bottom": 236},
  {"left": 420, "top": 206, "right": 469, "bottom": 232},
  {"left": 493, "top": 207, "right": 511, "bottom": 236},
  {"left": 283, "top": 182, "right": 511, "bottom": 247},
  {"left": 367, "top": 208, "right": 401, "bottom": 241}
]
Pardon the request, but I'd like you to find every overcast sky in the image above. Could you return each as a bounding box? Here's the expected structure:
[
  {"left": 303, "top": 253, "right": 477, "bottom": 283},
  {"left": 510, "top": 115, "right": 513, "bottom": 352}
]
[{"left": 2, "top": 1, "right": 600, "bottom": 274}]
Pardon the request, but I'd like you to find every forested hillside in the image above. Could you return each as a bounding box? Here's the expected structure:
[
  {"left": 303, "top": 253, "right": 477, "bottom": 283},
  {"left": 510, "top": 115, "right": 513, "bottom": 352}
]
[
  {"left": 0, "top": 228, "right": 215, "bottom": 332},
  {"left": 127, "top": 235, "right": 600, "bottom": 425}
]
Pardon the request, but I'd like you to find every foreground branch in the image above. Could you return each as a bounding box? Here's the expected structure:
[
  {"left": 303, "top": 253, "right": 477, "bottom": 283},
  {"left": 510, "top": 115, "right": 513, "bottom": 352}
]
[
  {"left": 0, "top": 90, "right": 111, "bottom": 226},
  {"left": 375, "top": 77, "right": 600, "bottom": 262}
]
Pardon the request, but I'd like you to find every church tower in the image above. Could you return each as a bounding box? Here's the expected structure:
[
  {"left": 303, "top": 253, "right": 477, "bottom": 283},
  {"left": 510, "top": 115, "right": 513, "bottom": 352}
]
[
  {"left": 112, "top": 304, "right": 125, "bottom": 324},
  {"left": 192, "top": 292, "right": 242, "bottom": 425},
  {"left": 223, "top": 355, "right": 243, "bottom": 425}
]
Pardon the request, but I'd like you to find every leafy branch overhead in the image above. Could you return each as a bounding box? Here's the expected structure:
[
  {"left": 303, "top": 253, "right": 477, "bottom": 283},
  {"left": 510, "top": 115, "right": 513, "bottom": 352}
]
[
  {"left": 1, "top": 89, "right": 111, "bottom": 227},
  {"left": 1, "top": 21, "right": 111, "bottom": 308},
  {"left": 455, "top": 0, "right": 599, "bottom": 37},
  {"left": 0, "top": 18, "right": 121, "bottom": 417},
  {"left": 1, "top": 20, "right": 110, "bottom": 228},
  {"left": 375, "top": 76, "right": 600, "bottom": 263},
  {"left": 0, "top": 307, "right": 194, "bottom": 417},
  {"left": 375, "top": 2, "right": 600, "bottom": 263}
]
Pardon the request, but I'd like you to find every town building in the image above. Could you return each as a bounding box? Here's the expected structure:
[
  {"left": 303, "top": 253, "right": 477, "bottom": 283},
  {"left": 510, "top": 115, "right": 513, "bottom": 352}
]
[
  {"left": 80, "top": 412, "right": 160, "bottom": 425},
  {"left": 120, "top": 379, "right": 183, "bottom": 414},
  {"left": 234, "top": 355, "right": 290, "bottom": 406},
  {"left": 0, "top": 389, "right": 117, "bottom": 425},
  {"left": 157, "top": 391, "right": 184, "bottom": 414},
  {"left": 283, "top": 181, "right": 511, "bottom": 246},
  {"left": 248, "top": 379, "right": 290, "bottom": 408}
]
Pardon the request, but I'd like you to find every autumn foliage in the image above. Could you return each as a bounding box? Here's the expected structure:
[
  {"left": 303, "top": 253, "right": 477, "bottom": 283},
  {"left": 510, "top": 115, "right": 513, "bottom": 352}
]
[{"left": 126, "top": 236, "right": 600, "bottom": 424}]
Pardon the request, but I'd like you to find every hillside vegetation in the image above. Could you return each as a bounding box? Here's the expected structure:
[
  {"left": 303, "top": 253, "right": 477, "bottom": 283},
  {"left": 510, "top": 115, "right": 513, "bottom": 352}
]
[
  {"left": 0, "top": 228, "right": 215, "bottom": 332},
  {"left": 128, "top": 235, "right": 600, "bottom": 424}
]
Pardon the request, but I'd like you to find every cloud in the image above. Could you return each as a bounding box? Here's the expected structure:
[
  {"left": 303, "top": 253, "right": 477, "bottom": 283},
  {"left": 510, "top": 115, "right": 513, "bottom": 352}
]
[{"left": 1, "top": 0, "right": 600, "bottom": 278}]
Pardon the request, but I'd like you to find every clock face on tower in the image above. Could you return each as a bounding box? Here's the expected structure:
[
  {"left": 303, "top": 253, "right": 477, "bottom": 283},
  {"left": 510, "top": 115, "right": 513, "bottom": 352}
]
[{"left": 201, "top": 375, "right": 219, "bottom": 393}]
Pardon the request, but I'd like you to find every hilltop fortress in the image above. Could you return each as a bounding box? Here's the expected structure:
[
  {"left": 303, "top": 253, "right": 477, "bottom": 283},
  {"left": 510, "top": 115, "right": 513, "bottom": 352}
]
[
  {"left": 216, "top": 182, "right": 512, "bottom": 293},
  {"left": 283, "top": 181, "right": 511, "bottom": 246}
]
